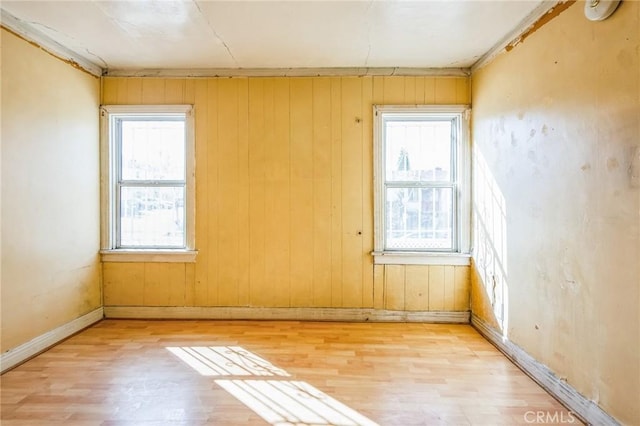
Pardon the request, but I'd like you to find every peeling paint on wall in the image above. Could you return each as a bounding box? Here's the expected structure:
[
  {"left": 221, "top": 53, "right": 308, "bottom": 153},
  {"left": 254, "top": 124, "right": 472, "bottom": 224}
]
[
  {"left": 0, "top": 25, "right": 99, "bottom": 78},
  {"left": 471, "top": 0, "right": 640, "bottom": 423},
  {"left": 506, "top": 1, "right": 577, "bottom": 52}
]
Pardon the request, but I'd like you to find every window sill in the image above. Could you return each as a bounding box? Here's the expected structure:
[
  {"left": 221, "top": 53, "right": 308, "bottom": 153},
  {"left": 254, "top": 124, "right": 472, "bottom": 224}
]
[
  {"left": 372, "top": 251, "right": 471, "bottom": 266},
  {"left": 100, "top": 249, "right": 198, "bottom": 263}
]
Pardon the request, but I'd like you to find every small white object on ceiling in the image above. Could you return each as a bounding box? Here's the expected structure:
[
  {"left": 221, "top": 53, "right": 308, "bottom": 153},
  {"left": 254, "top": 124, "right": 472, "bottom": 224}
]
[{"left": 584, "top": 0, "right": 621, "bottom": 21}]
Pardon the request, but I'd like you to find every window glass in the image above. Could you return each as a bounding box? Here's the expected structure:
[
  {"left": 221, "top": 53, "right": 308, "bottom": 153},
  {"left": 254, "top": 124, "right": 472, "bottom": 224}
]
[
  {"left": 374, "top": 106, "right": 467, "bottom": 255},
  {"left": 385, "top": 187, "right": 453, "bottom": 250},
  {"left": 384, "top": 120, "right": 452, "bottom": 182},
  {"left": 101, "top": 105, "right": 194, "bottom": 253},
  {"left": 121, "top": 120, "right": 185, "bottom": 181},
  {"left": 119, "top": 186, "right": 185, "bottom": 247}
]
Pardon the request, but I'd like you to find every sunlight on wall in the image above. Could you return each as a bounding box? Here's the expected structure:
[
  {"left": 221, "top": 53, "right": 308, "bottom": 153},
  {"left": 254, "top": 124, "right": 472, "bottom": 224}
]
[
  {"left": 167, "top": 346, "right": 378, "bottom": 426},
  {"left": 473, "top": 147, "right": 509, "bottom": 336}
]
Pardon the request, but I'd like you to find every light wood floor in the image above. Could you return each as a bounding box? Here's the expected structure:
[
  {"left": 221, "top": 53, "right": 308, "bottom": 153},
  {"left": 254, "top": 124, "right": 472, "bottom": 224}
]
[{"left": 1, "top": 320, "right": 579, "bottom": 425}]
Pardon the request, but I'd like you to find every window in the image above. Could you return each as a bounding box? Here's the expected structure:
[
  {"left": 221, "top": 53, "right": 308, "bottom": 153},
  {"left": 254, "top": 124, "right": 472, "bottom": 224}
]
[
  {"left": 373, "top": 105, "right": 470, "bottom": 265},
  {"left": 100, "top": 105, "right": 196, "bottom": 262}
]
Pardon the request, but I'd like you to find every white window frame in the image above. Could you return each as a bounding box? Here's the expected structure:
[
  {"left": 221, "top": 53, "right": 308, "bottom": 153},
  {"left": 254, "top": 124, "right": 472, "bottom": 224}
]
[
  {"left": 100, "top": 105, "right": 197, "bottom": 263},
  {"left": 373, "top": 105, "right": 471, "bottom": 266}
]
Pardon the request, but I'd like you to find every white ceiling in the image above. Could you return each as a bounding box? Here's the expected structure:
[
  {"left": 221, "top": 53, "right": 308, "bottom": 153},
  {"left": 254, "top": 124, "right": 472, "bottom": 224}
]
[{"left": 1, "top": 1, "right": 547, "bottom": 73}]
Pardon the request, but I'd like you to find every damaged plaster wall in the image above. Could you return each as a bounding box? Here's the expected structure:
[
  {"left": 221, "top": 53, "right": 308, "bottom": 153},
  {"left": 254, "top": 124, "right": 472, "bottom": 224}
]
[{"left": 471, "top": 1, "right": 639, "bottom": 424}]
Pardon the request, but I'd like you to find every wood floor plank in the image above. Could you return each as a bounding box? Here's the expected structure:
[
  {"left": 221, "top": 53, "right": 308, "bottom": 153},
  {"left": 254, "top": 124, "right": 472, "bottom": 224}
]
[{"left": 0, "top": 320, "right": 579, "bottom": 425}]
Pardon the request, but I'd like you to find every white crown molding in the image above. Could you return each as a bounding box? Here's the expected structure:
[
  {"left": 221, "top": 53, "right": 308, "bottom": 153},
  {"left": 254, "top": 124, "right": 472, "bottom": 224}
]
[
  {"left": 471, "top": 314, "right": 620, "bottom": 426},
  {"left": 103, "top": 67, "right": 471, "bottom": 78},
  {"left": 0, "top": 308, "right": 104, "bottom": 373},
  {"left": 1, "top": 8, "right": 103, "bottom": 77},
  {"left": 471, "top": 0, "right": 561, "bottom": 73},
  {"left": 104, "top": 306, "right": 470, "bottom": 323}
]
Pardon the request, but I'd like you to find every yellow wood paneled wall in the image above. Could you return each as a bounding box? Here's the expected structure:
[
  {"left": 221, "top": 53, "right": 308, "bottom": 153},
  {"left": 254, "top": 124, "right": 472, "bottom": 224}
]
[
  {"left": 373, "top": 265, "right": 469, "bottom": 311},
  {"left": 101, "top": 76, "right": 470, "bottom": 310}
]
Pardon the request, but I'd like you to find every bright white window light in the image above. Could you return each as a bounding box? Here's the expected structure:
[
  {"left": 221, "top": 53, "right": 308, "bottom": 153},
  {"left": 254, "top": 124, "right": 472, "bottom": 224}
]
[{"left": 119, "top": 119, "right": 186, "bottom": 248}]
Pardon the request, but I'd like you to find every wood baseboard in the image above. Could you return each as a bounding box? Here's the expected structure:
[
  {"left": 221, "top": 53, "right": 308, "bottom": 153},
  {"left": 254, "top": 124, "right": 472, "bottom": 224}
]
[
  {"left": 104, "top": 306, "right": 470, "bottom": 323},
  {"left": 471, "top": 314, "right": 620, "bottom": 426},
  {"left": 1, "top": 307, "right": 104, "bottom": 373}
]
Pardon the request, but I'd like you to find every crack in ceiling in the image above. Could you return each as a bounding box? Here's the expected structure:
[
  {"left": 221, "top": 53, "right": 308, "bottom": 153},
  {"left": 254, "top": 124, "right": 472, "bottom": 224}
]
[
  {"left": 0, "top": 1, "right": 556, "bottom": 74},
  {"left": 193, "top": 0, "right": 238, "bottom": 68}
]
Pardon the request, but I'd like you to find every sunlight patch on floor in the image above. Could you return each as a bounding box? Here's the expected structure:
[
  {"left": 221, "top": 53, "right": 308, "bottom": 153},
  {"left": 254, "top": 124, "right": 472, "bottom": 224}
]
[
  {"left": 168, "top": 346, "right": 378, "bottom": 426},
  {"left": 166, "top": 345, "right": 290, "bottom": 377}
]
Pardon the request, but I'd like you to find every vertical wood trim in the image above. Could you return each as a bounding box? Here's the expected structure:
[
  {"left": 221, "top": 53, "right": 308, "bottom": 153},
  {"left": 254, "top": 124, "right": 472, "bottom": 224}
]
[
  {"left": 184, "top": 79, "right": 196, "bottom": 104},
  {"left": 102, "top": 78, "right": 117, "bottom": 104},
  {"left": 456, "top": 77, "right": 470, "bottom": 104},
  {"left": 125, "top": 78, "right": 143, "bottom": 104},
  {"left": 289, "top": 77, "right": 314, "bottom": 307},
  {"left": 330, "top": 77, "right": 343, "bottom": 307},
  {"left": 340, "top": 77, "right": 364, "bottom": 307},
  {"left": 361, "top": 76, "right": 374, "bottom": 308},
  {"left": 443, "top": 265, "right": 456, "bottom": 310},
  {"left": 185, "top": 263, "right": 195, "bottom": 306},
  {"left": 116, "top": 77, "right": 129, "bottom": 104},
  {"left": 372, "top": 76, "right": 384, "bottom": 104},
  {"left": 103, "top": 263, "right": 144, "bottom": 306},
  {"left": 424, "top": 77, "right": 436, "bottom": 104},
  {"left": 454, "top": 266, "right": 471, "bottom": 311},
  {"left": 382, "top": 76, "right": 405, "bottom": 104},
  {"left": 262, "top": 78, "right": 279, "bottom": 307},
  {"left": 272, "top": 78, "right": 291, "bottom": 307},
  {"left": 312, "top": 77, "right": 333, "bottom": 307},
  {"left": 373, "top": 264, "right": 385, "bottom": 309},
  {"left": 237, "top": 78, "right": 250, "bottom": 306},
  {"left": 143, "top": 263, "right": 168, "bottom": 306},
  {"left": 206, "top": 79, "right": 219, "bottom": 306},
  {"left": 217, "top": 78, "right": 240, "bottom": 306},
  {"left": 405, "top": 265, "right": 429, "bottom": 311},
  {"left": 164, "top": 79, "right": 185, "bottom": 104},
  {"left": 193, "top": 79, "right": 209, "bottom": 306},
  {"left": 414, "top": 77, "right": 426, "bottom": 104},
  {"left": 248, "top": 78, "right": 267, "bottom": 306},
  {"left": 167, "top": 263, "right": 186, "bottom": 306},
  {"left": 434, "top": 78, "right": 457, "bottom": 104},
  {"left": 428, "top": 265, "right": 446, "bottom": 310},
  {"left": 404, "top": 77, "right": 416, "bottom": 104},
  {"left": 384, "top": 264, "right": 405, "bottom": 310},
  {"left": 142, "top": 79, "right": 164, "bottom": 104}
]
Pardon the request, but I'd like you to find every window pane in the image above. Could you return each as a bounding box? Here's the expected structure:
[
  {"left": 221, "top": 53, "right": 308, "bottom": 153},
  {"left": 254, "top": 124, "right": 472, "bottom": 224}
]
[
  {"left": 385, "top": 120, "right": 452, "bottom": 182},
  {"left": 120, "top": 186, "right": 185, "bottom": 247},
  {"left": 385, "top": 187, "right": 453, "bottom": 250},
  {"left": 121, "top": 120, "right": 185, "bottom": 181}
]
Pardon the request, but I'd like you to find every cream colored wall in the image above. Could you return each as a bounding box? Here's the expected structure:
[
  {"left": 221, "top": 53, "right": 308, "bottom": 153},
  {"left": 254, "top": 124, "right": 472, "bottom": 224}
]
[
  {"left": 471, "top": 2, "right": 639, "bottom": 424},
  {"left": 101, "top": 76, "right": 471, "bottom": 310},
  {"left": 1, "top": 30, "right": 102, "bottom": 352}
]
